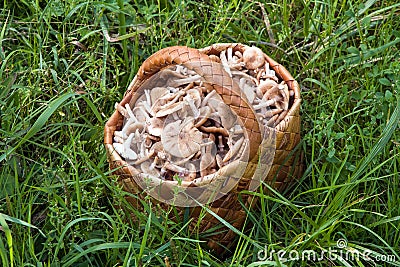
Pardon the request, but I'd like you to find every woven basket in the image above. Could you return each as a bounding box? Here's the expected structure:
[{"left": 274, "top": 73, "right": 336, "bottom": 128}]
[
  {"left": 104, "top": 44, "right": 302, "bottom": 253},
  {"left": 199, "top": 43, "right": 303, "bottom": 191}
]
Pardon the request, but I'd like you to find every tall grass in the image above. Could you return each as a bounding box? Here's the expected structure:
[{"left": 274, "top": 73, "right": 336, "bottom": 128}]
[{"left": 1, "top": 0, "right": 399, "bottom": 266}]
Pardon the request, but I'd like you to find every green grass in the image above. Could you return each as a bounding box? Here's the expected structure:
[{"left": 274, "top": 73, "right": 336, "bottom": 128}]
[{"left": 1, "top": 0, "right": 399, "bottom": 266}]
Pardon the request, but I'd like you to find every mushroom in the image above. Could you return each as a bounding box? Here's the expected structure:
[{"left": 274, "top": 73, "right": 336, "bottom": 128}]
[
  {"left": 175, "top": 65, "right": 187, "bottom": 75},
  {"left": 201, "top": 89, "right": 222, "bottom": 108},
  {"left": 184, "top": 163, "right": 197, "bottom": 181},
  {"left": 112, "top": 132, "right": 138, "bottom": 160},
  {"left": 132, "top": 141, "right": 163, "bottom": 165},
  {"left": 234, "top": 50, "right": 243, "bottom": 59},
  {"left": 209, "top": 54, "right": 221, "bottom": 63},
  {"left": 231, "top": 70, "right": 259, "bottom": 86},
  {"left": 163, "top": 162, "right": 188, "bottom": 174},
  {"left": 124, "top": 122, "right": 145, "bottom": 136},
  {"left": 115, "top": 103, "right": 140, "bottom": 138},
  {"left": 158, "top": 90, "right": 186, "bottom": 109},
  {"left": 225, "top": 48, "right": 245, "bottom": 70},
  {"left": 242, "top": 46, "right": 265, "bottom": 70},
  {"left": 207, "top": 112, "right": 222, "bottom": 126},
  {"left": 132, "top": 106, "right": 150, "bottom": 122},
  {"left": 114, "top": 121, "right": 145, "bottom": 141},
  {"left": 147, "top": 117, "right": 164, "bottom": 137},
  {"left": 144, "top": 134, "right": 154, "bottom": 148},
  {"left": 161, "top": 118, "right": 203, "bottom": 158},
  {"left": 261, "top": 81, "right": 289, "bottom": 110},
  {"left": 257, "top": 79, "right": 278, "bottom": 98},
  {"left": 216, "top": 154, "right": 224, "bottom": 168},
  {"left": 158, "top": 69, "right": 187, "bottom": 87},
  {"left": 199, "top": 125, "right": 229, "bottom": 137},
  {"left": 172, "top": 74, "right": 202, "bottom": 87},
  {"left": 115, "top": 102, "right": 129, "bottom": 117}
]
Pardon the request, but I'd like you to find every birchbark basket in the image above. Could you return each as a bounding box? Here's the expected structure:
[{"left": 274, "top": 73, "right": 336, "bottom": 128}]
[{"left": 104, "top": 43, "right": 302, "bottom": 253}]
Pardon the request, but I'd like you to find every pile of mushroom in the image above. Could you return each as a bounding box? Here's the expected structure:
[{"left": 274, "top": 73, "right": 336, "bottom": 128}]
[
  {"left": 112, "top": 64, "right": 247, "bottom": 182},
  {"left": 112, "top": 46, "right": 293, "bottom": 182},
  {"left": 209, "top": 46, "right": 292, "bottom": 127}
]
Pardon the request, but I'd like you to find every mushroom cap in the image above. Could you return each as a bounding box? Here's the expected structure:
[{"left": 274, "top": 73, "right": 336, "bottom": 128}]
[
  {"left": 147, "top": 117, "right": 164, "bottom": 137},
  {"left": 161, "top": 118, "right": 203, "bottom": 158},
  {"left": 149, "top": 141, "right": 164, "bottom": 154},
  {"left": 243, "top": 46, "right": 265, "bottom": 70},
  {"left": 208, "top": 112, "right": 222, "bottom": 126},
  {"left": 158, "top": 68, "right": 187, "bottom": 87},
  {"left": 150, "top": 87, "right": 169, "bottom": 105}
]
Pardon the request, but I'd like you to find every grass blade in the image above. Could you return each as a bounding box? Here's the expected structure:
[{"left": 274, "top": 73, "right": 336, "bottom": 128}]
[{"left": 0, "top": 92, "right": 76, "bottom": 162}]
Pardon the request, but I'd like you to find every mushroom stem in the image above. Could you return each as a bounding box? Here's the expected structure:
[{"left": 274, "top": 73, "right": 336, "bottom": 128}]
[
  {"left": 217, "top": 135, "right": 225, "bottom": 153},
  {"left": 220, "top": 50, "right": 232, "bottom": 77},
  {"left": 253, "top": 99, "right": 276, "bottom": 110},
  {"left": 159, "top": 91, "right": 185, "bottom": 110},
  {"left": 125, "top": 104, "right": 138, "bottom": 122},
  {"left": 199, "top": 126, "right": 229, "bottom": 137},
  {"left": 115, "top": 103, "right": 128, "bottom": 117},
  {"left": 216, "top": 154, "right": 224, "bottom": 168},
  {"left": 185, "top": 97, "right": 200, "bottom": 118},
  {"left": 201, "top": 90, "right": 217, "bottom": 107},
  {"left": 173, "top": 74, "right": 202, "bottom": 87},
  {"left": 144, "top": 89, "right": 152, "bottom": 106},
  {"left": 226, "top": 47, "right": 233, "bottom": 61},
  {"left": 138, "top": 105, "right": 151, "bottom": 121},
  {"left": 194, "top": 107, "right": 212, "bottom": 128},
  {"left": 163, "top": 162, "right": 188, "bottom": 174}
]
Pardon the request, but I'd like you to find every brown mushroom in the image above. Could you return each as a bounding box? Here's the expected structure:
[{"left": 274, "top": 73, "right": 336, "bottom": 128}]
[
  {"left": 257, "top": 79, "right": 278, "bottom": 98},
  {"left": 260, "top": 81, "right": 289, "bottom": 110},
  {"left": 209, "top": 54, "right": 221, "bottom": 63},
  {"left": 242, "top": 46, "right": 265, "bottom": 70}
]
